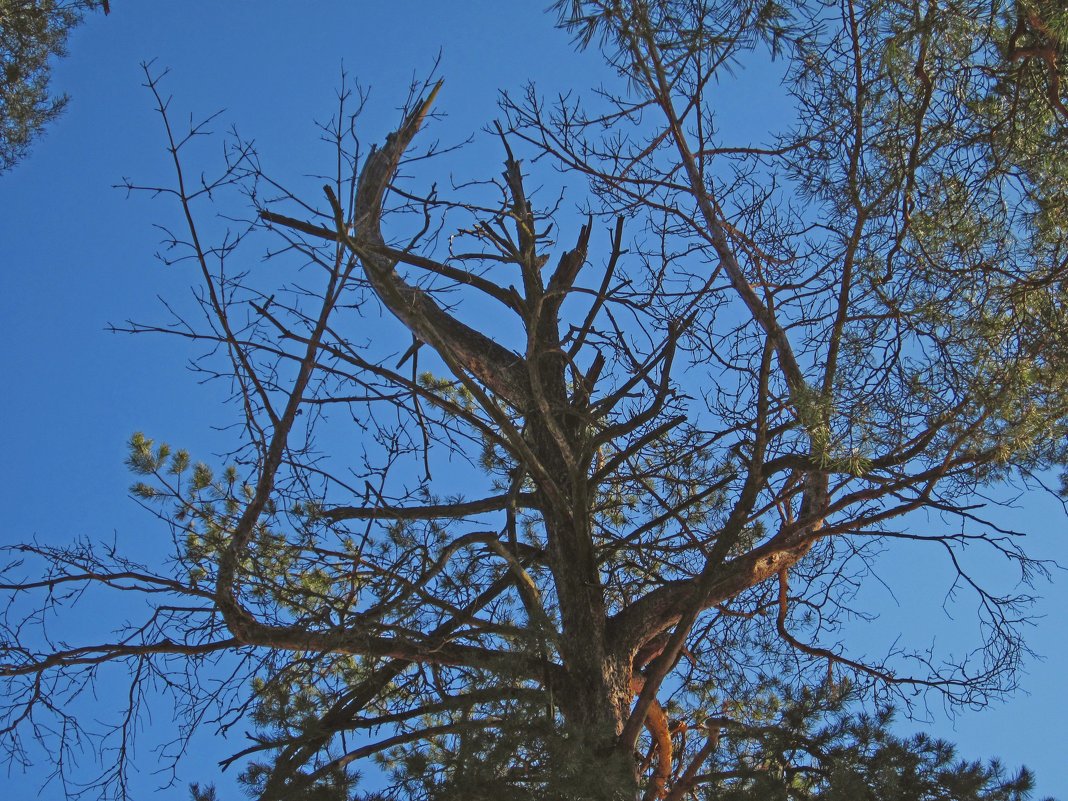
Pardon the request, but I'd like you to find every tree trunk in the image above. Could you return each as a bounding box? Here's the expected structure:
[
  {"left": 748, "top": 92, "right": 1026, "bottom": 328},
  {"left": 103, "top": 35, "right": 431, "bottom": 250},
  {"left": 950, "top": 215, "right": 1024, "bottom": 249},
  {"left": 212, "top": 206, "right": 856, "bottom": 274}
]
[
  {"left": 522, "top": 288, "right": 640, "bottom": 798},
  {"left": 541, "top": 492, "right": 638, "bottom": 798}
]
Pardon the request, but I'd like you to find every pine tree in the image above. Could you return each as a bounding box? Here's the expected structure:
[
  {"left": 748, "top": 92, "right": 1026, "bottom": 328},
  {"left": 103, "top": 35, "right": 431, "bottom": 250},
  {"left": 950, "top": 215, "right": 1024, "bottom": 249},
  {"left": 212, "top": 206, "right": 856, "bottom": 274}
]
[
  {"left": 0, "top": 0, "right": 108, "bottom": 172},
  {"left": 2, "top": 2, "right": 1067, "bottom": 798}
]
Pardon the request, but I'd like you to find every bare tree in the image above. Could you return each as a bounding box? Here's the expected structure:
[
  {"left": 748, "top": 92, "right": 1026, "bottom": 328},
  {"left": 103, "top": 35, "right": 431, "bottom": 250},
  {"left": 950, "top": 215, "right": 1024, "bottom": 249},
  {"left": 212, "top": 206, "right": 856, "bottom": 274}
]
[{"left": 3, "top": 1, "right": 1067, "bottom": 799}]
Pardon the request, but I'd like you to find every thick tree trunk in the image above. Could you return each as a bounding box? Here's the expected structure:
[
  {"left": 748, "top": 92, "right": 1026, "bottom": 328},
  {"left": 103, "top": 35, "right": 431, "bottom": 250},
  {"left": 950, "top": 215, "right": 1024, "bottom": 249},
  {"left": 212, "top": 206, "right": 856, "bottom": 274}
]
[
  {"left": 550, "top": 558, "right": 637, "bottom": 798},
  {"left": 508, "top": 189, "right": 640, "bottom": 796},
  {"left": 540, "top": 481, "right": 638, "bottom": 798}
]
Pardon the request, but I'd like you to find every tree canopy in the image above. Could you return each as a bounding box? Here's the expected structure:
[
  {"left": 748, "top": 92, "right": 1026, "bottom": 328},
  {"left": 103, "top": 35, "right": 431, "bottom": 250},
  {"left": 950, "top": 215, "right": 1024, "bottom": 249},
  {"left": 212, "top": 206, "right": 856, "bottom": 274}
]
[
  {"left": 2, "top": 1, "right": 1066, "bottom": 799},
  {"left": 0, "top": 0, "right": 108, "bottom": 173}
]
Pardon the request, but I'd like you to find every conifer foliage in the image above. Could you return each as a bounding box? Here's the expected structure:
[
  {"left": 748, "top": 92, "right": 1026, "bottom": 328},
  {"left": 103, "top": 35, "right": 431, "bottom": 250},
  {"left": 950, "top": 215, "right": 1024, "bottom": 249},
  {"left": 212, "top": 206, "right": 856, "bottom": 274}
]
[{"left": 0, "top": 0, "right": 108, "bottom": 172}]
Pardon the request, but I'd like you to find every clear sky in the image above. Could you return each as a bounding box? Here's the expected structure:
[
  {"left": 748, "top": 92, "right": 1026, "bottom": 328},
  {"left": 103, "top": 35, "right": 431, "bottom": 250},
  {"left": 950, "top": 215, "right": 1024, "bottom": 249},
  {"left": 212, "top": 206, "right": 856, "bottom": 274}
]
[{"left": 0, "top": 3, "right": 1064, "bottom": 799}]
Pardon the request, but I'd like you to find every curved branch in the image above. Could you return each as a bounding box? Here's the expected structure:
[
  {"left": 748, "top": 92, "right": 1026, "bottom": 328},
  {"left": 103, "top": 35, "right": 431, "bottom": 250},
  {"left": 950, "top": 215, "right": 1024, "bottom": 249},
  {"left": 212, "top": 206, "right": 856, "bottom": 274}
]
[{"left": 343, "top": 83, "right": 533, "bottom": 410}]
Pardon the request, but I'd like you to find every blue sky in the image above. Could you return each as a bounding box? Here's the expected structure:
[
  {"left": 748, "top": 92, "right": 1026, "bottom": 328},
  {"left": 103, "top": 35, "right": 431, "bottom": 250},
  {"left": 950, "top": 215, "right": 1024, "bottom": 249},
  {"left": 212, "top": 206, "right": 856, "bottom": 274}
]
[{"left": 0, "top": 2, "right": 1064, "bottom": 798}]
